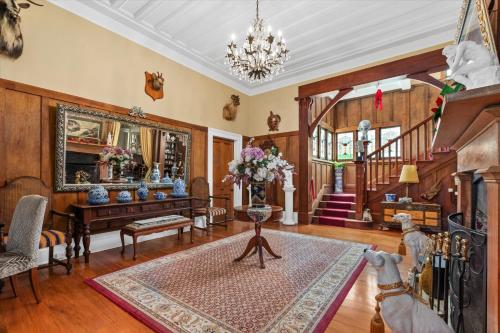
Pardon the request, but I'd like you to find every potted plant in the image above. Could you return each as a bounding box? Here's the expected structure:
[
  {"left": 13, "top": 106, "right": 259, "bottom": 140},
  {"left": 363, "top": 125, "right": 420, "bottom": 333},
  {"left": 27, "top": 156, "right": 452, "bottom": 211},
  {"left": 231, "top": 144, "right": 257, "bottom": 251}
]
[{"left": 332, "top": 161, "right": 345, "bottom": 193}]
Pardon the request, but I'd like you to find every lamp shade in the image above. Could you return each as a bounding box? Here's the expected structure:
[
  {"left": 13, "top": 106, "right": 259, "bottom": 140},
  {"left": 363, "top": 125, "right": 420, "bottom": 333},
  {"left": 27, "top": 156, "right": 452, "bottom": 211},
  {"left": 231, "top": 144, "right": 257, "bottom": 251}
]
[{"left": 399, "top": 165, "right": 419, "bottom": 184}]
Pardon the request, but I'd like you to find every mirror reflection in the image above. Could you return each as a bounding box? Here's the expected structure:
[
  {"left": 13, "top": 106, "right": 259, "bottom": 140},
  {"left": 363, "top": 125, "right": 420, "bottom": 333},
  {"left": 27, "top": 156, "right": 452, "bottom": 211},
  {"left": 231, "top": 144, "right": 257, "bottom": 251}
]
[{"left": 55, "top": 104, "right": 190, "bottom": 191}]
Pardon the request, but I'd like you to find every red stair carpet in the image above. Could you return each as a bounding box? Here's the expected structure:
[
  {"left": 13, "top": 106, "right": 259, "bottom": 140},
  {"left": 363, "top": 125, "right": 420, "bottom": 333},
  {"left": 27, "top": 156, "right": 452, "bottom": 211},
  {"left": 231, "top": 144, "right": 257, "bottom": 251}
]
[{"left": 315, "top": 193, "right": 356, "bottom": 227}]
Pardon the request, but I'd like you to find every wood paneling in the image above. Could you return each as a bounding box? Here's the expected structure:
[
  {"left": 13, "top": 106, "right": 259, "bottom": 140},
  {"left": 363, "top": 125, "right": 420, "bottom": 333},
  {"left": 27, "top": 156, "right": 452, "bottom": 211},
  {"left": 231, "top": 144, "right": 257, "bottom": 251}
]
[{"left": 0, "top": 79, "right": 208, "bottom": 231}]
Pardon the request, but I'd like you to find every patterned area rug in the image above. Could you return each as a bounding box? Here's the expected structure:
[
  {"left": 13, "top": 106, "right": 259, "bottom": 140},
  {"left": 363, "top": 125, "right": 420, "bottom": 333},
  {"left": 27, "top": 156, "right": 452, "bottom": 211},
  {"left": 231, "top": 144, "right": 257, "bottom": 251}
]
[{"left": 87, "top": 229, "right": 373, "bottom": 333}]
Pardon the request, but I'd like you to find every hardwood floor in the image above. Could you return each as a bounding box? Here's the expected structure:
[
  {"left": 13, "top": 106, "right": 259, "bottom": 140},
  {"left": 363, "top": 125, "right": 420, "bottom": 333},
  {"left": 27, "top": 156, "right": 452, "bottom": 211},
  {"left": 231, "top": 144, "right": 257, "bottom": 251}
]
[{"left": 0, "top": 221, "right": 408, "bottom": 333}]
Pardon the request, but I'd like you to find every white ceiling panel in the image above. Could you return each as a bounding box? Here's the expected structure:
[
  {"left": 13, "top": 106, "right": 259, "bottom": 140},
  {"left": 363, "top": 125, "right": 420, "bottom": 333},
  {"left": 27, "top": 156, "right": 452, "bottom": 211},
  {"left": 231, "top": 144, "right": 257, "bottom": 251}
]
[{"left": 49, "top": 0, "right": 462, "bottom": 95}]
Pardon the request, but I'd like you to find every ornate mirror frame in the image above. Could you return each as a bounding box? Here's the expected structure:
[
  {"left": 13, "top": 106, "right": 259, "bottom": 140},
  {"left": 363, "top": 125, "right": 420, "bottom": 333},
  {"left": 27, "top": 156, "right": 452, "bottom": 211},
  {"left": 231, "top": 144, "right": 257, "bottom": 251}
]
[
  {"left": 54, "top": 104, "right": 191, "bottom": 192},
  {"left": 455, "top": 0, "right": 497, "bottom": 56}
]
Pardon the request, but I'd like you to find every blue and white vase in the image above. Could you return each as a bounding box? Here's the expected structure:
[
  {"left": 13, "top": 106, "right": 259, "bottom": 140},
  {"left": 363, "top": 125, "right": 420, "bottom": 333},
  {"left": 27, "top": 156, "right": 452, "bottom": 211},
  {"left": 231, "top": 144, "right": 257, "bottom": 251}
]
[
  {"left": 151, "top": 162, "right": 161, "bottom": 184},
  {"left": 154, "top": 191, "right": 167, "bottom": 200},
  {"left": 171, "top": 178, "right": 188, "bottom": 197},
  {"left": 137, "top": 181, "right": 149, "bottom": 201},
  {"left": 117, "top": 190, "right": 132, "bottom": 203},
  {"left": 87, "top": 185, "right": 110, "bottom": 205},
  {"left": 162, "top": 173, "right": 173, "bottom": 185}
]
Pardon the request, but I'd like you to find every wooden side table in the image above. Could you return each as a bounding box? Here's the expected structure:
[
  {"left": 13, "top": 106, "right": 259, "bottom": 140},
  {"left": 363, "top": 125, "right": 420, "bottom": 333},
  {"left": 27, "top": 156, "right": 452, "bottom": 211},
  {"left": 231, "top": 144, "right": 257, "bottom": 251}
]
[{"left": 381, "top": 201, "right": 441, "bottom": 230}]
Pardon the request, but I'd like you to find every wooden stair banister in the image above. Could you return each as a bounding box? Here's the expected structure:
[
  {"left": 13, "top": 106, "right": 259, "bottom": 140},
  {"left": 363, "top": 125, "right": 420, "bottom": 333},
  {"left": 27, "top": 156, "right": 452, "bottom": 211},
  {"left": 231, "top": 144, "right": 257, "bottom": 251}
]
[{"left": 356, "top": 115, "right": 435, "bottom": 211}]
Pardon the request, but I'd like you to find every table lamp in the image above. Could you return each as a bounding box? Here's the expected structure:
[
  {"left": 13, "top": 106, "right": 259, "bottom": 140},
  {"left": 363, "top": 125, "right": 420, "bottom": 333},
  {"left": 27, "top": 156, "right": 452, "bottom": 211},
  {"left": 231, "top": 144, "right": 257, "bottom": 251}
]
[{"left": 399, "top": 165, "right": 419, "bottom": 203}]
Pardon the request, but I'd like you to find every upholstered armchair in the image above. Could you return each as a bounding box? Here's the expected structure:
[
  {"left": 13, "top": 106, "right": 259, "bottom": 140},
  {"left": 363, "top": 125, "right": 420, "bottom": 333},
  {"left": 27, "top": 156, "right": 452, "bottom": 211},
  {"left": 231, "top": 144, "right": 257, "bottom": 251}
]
[
  {"left": 0, "top": 195, "right": 47, "bottom": 303},
  {"left": 0, "top": 177, "right": 74, "bottom": 274},
  {"left": 191, "top": 177, "right": 230, "bottom": 233}
]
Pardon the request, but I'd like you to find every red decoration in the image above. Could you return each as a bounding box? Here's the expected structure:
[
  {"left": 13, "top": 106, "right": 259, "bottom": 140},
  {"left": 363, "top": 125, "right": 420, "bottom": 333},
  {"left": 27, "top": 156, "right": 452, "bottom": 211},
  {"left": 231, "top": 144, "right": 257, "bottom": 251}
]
[{"left": 374, "top": 87, "right": 383, "bottom": 111}]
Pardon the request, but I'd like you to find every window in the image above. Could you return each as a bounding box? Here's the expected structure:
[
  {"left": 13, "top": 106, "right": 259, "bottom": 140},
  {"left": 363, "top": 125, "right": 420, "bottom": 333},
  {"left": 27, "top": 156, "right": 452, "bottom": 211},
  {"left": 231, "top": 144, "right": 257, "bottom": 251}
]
[
  {"left": 380, "top": 126, "right": 401, "bottom": 157},
  {"left": 337, "top": 132, "right": 353, "bottom": 160},
  {"left": 319, "top": 128, "right": 327, "bottom": 160},
  {"left": 312, "top": 126, "right": 318, "bottom": 158},
  {"left": 327, "top": 131, "right": 333, "bottom": 160},
  {"left": 357, "top": 129, "right": 376, "bottom": 155}
]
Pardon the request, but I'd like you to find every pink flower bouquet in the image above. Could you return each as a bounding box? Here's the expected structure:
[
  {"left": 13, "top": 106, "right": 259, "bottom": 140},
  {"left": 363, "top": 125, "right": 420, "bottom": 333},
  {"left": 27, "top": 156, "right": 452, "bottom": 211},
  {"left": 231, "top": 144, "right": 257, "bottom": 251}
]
[{"left": 99, "top": 146, "right": 133, "bottom": 165}]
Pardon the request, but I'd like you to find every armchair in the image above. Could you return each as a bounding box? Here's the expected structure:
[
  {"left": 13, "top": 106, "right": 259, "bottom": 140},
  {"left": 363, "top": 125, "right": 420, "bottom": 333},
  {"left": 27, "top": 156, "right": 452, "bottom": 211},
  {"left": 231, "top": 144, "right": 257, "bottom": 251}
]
[
  {"left": 0, "top": 195, "right": 47, "bottom": 303},
  {"left": 191, "top": 177, "right": 230, "bottom": 234}
]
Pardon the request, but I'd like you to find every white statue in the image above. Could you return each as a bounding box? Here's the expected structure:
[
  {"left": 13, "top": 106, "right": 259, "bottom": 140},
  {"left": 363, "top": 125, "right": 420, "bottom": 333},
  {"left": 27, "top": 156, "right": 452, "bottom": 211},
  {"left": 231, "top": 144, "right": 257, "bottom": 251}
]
[
  {"left": 358, "top": 119, "right": 371, "bottom": 141},
  {"left": 282, "top": 168, "right": 296, "bottom": 225},
  {"left": 364, "top": 249, "right": 453, "bottom": 333},
  {"left": 394, "top": 213, "right": 431, "bottom": 269},
  {"left": 443, "top": 41, "right": 500, "bottom": 90}
]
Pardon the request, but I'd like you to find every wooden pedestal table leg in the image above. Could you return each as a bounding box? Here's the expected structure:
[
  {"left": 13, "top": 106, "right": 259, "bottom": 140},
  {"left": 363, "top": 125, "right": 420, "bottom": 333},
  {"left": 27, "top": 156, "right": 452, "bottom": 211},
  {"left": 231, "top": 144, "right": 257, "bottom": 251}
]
[
  {"left": 83, "top": 224, "right": 91, "bottom": 264},
  {"left": 257, "top": 236, "right": 265, "bottom": 269},
  {"left": 261, "top": 237, "right": 282, "bottom": 259},
  {"left": 234, "top": 236, "right": 257, "bottom": 262}
]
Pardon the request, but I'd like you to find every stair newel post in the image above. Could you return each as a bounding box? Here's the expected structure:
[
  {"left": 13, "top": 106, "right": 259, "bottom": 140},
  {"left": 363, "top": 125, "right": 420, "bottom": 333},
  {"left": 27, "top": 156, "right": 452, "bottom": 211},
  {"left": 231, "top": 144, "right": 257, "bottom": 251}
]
[
  {"left": 388, "top": 140, "right": 392, "bottom": 177},
  {"left": 417, "top": 125, "right": 421, "bottom": 161},
  {"left": 424, "top": 121, "right": 428, "bottom": 160},
  {"left": 355, "top": 160, "right": 365, "bottom": 220},
  {"left": 395, "top": 138, "right": 399, "bottom": 174}
]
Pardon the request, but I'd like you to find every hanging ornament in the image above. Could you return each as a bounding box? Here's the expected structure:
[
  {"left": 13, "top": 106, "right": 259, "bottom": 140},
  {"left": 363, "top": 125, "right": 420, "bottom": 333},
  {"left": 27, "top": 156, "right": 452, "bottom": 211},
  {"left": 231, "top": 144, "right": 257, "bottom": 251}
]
[
  {"left": 374, "top": 82, "right": 383, "bottom": 111},
  {"left": 431, "top": 83, "right": 464, "bottom": 123}
]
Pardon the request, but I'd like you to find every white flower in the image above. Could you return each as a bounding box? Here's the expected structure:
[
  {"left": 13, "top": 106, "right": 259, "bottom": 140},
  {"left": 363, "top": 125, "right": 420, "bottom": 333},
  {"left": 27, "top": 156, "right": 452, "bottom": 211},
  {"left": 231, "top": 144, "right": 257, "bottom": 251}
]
[
  {"left": 257, "top": 167, "right": 267, "bottom": 180},
  {"left": 267, "top": 161, "right": 277, "bottom": 170},
  {"left": 245, "top": 168, "right": 252, "bottom": 176},
  {"left": 266, "top": 171, "right": 275, "bottom": 182},
  {"left": 228, "top": 160, "right": 238, "bottom": 173}
]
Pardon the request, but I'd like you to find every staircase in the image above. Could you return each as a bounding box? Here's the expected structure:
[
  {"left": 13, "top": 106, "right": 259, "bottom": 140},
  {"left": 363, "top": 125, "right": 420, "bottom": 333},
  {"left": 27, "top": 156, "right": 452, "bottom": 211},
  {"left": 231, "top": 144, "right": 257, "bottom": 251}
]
[{"left": 313, "top": 193, "right": 355, "bottom": 226}]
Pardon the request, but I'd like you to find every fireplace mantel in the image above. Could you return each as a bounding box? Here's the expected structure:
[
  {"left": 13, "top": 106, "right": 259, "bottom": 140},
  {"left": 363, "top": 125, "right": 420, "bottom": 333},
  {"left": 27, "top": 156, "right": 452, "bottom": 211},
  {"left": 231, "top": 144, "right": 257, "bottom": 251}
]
[{"left": 434, "top": 88, "right": 500, "bottom": 331}]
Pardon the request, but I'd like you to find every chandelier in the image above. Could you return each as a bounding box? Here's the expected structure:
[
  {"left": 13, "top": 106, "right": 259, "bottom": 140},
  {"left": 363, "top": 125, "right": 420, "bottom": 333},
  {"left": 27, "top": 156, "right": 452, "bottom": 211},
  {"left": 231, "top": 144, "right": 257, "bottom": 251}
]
[{"left": 225, "top": 0, "right": 290, "bottom": 83}]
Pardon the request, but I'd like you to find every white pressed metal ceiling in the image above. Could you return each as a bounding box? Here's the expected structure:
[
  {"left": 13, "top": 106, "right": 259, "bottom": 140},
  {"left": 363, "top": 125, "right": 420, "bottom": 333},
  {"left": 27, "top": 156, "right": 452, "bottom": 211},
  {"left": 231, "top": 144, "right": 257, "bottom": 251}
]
[{"left": 48, "top": 0, "right": 462, "bottom": 96}]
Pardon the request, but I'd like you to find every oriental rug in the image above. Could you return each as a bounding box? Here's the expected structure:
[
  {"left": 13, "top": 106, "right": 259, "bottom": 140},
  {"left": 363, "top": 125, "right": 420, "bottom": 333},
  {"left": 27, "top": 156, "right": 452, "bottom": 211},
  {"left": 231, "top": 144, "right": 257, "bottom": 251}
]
[{"left": 86, "top": 229, "right": 373, "bottom": 333}]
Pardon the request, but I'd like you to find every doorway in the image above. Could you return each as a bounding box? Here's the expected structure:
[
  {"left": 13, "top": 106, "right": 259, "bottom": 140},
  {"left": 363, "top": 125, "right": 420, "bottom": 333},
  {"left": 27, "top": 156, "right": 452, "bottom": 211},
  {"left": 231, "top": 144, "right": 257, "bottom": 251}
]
[{"left": 207, "top": 128, "right": 243, "bottom": 215}]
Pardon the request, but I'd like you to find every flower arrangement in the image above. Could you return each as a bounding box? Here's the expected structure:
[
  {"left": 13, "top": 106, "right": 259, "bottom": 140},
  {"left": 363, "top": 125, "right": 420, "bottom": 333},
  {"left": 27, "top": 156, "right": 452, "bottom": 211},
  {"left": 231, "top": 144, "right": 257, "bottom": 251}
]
[
  {"left": 223, "top": 139, "right": 294, "bottom": 186},
  {"left": 99, "top": 146, "right": 133, "bottom": 165}
]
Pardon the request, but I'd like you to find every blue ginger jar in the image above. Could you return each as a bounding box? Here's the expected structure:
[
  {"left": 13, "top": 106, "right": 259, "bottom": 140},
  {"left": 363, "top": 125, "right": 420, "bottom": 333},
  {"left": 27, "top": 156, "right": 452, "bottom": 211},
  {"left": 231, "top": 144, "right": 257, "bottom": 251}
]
[
  {"left": 171, "top": 178, "right": 188, "bottom": 198},
  {"left": 87, "top": 185, "right": 110, "bottom": 205},
  {"left": 117, "top": 190, "right": 132, "bottom": 203},
  {"left": 137, "top": 181, "right": 149, "bottom": 201},
  {"left": 161, "top": 173, "right": 173, "bottom": 185},
  {"left": 154, "top": 191, "right": 167, "bottom": 200},
  {"left": 151, "top": 162, "right": 161, "bottom": 184}
]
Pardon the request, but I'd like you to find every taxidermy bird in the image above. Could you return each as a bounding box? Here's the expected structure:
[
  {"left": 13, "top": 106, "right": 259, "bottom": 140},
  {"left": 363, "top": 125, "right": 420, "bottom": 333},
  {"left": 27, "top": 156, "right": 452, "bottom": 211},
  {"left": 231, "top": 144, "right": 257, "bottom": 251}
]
[
  {"left": 223, "top": 95, "right": 240, "bottom": 121},
  {"left": 0, "top": 0, "right": 43, "bottom": 59},
  {"left": 420, "top": 180, "right": 442, "bottom": 201}
]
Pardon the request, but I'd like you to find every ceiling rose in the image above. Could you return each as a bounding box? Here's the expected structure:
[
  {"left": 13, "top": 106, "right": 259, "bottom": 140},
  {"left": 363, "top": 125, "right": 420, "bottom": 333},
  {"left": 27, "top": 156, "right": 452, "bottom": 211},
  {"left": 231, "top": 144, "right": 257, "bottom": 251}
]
[{"left": 225, "top": 0, "right": 290, "bottom": 84}]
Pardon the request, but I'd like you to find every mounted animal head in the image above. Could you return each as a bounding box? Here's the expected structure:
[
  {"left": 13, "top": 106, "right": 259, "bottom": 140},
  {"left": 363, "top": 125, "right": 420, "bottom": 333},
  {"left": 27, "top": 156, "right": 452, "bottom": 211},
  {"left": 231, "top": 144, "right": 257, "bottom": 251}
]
[
  {"left": 267, "top": 111, "right": 281, "bottom": 131},
  {"left": 0, "top": 0, "right": 42, "bottom": 59},
  {"left": 151, "top": 71, "right": 164, "bottom": 91},
  {"left": 222, "top": 94, "right": 240, "bottom": 121},
  {"left": 364, "top": 249, "right": 403, "bottom": 285},
  {"left": 393, "top": 213, "right": 413, "bottom": 230}
]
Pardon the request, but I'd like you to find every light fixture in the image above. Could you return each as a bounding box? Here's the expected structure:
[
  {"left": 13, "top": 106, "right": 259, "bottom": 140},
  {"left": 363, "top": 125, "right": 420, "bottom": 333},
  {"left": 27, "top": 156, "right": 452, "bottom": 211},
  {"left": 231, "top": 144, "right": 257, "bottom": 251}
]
[
  {"left": 399, "top": 165, "right": 419, "bottom": 203},
  {"left": 225, "top": 0, "right": 290, "bottom": 84}
]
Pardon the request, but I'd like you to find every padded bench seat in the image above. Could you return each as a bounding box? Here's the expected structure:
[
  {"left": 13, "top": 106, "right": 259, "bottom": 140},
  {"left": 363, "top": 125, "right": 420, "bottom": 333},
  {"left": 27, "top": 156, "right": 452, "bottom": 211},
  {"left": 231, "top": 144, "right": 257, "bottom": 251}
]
[{"left": 120, "top": 215, "right": 194, "bottom": 260}]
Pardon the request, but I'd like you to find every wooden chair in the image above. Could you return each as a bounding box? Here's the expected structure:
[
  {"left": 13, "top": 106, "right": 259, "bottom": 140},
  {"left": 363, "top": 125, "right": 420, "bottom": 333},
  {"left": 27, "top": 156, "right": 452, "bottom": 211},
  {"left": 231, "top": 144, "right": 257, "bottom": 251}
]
[
  {"left": 0, "top": 177, "right": 74, "bottom": 275},
  {"left": 0, "top": 195, "right": 47, "bottom": 303},
  {"left": 191, "top": 177, "right": 230, "bottom": 233}
]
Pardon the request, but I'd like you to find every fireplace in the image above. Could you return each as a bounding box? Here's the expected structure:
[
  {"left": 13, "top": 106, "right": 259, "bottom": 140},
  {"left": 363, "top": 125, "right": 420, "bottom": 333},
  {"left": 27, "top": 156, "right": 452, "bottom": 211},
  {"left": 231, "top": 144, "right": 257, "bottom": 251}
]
[{"left": 65, "top": 151, "right": 100, "bottom": 184}]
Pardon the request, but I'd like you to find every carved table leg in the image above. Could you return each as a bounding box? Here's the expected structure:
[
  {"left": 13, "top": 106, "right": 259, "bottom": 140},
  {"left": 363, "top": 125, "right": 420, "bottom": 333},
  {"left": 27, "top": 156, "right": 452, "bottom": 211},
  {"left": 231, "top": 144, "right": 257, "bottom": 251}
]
[
  {"left": 83, "top": 224, "right": 91, "bottom": 264},
  {"left": 132, "top": 235, "right": 138, "bottom": 260},
  {"left": 261, "top": 237, "right": 282, "bottom": 259},
  {"left": 234, "top": 236, "right": 257, "bottom": 262},
  {"left": 257, "top": 236, "right": 265, "bottom": 269},
  {"left": 74, "top": 221, "right": 81, "bottom": 259},
  {"left": 120, "top": 230, "right": 125, "bottom": 255}
]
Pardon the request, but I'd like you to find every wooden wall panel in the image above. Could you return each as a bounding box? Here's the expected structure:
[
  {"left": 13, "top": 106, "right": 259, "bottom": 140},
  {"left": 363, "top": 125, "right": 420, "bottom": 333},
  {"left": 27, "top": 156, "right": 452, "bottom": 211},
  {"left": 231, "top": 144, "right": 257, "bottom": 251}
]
[{"left": 0, "top": 79, "right": 209, "bottom": 231}]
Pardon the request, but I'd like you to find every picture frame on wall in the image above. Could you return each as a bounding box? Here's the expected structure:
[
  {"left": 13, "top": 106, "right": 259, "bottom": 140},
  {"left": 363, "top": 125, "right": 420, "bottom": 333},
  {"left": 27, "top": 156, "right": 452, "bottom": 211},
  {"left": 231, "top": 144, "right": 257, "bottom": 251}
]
[
  {"left": 66, "top": 115, "right": 102, "bottom": 144},
  {"left": 456, "top": 0, "right": 497, "bottom": 57}
]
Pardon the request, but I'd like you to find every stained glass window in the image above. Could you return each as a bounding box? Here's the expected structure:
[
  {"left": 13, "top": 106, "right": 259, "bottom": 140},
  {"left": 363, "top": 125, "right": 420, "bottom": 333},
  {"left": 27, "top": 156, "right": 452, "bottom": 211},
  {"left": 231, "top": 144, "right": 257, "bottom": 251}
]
[
  {"left": 320, "top": 128, "right": 327, "bottom": 160},
  {"left": 357, "top": 129, "right": 376, "bottom": 155},
  {"left": 337, "top": 132, "right": 353, "bottom": 160},
  {"left": 380, "top": 126, "right": 401, "bottom": 157},
  {"left": 312, "top": 126, "right": 318, "bottom": 158},
  {"left": 327, "top": 131, "right": 333, "bottom": 160}
]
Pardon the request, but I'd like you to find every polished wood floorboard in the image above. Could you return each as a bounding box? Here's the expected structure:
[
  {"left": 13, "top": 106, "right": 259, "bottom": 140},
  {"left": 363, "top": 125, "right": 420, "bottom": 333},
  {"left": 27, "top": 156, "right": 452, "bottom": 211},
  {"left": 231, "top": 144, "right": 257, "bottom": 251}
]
[{"left": 0, "top": 221, "right": 409, "bottom": 333}]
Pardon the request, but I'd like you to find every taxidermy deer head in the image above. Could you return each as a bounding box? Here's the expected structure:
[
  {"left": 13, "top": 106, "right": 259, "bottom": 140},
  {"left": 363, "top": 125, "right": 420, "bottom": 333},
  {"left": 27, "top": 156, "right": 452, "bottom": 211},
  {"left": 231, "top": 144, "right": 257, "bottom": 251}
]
[
  {"left": 267, "top": 111, "right": 281, "bottom": 131},
  {"left": 223, "top": 94, "right": 240, "bottom": 121},
  {"left": 0, "top": 0, "right": 42, "bottom": 59},
  {"left": 144, "top": 71, "right": 165, "bottom": 101}
]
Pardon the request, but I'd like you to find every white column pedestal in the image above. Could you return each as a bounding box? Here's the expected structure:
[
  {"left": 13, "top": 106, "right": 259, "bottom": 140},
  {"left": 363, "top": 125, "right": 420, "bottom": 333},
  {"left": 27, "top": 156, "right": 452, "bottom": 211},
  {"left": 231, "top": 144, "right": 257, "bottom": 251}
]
[{"left": 282, "top": 186, "right": 296, "bottom": 225}]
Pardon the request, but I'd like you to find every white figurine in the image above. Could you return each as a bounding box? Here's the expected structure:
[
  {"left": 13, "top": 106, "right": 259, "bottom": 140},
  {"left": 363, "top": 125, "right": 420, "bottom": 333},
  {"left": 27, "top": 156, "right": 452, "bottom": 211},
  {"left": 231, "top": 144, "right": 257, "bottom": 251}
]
[
  {"left": 443, "top": 41, "right": 500, "bottom": 90},
  {"left": 394, "top": 213, "right": 430, "bottom": 269},
  {"left": 358, "top": 119, "right": 371, "bottom": 141},
  {"left": 364, "top": 249, "right": 453, "bottom": 333}
]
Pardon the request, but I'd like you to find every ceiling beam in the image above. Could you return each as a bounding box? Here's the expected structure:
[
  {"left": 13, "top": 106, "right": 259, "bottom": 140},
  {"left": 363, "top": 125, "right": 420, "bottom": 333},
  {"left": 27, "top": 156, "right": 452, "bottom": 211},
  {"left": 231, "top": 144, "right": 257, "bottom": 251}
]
[
  {"left": 298, "top": 48, "right": 447, "bottom": 98},
  {"left": 308, "top": 88, "right": 353, "bottom": 137}
]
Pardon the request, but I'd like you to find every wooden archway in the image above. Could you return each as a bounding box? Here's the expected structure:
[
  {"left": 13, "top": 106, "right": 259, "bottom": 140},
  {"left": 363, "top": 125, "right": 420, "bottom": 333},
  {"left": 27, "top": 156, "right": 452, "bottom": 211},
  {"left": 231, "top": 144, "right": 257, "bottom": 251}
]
[{"left": 296, "top": 48, "right": 448, "bottom": 224}]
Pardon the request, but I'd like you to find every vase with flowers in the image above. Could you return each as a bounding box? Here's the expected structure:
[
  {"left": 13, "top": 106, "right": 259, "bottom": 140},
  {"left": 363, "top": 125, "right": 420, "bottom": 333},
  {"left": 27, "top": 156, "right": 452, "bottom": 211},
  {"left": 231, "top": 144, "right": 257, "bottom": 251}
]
[
  {"left": 99, "top": 146, "right": 133, "bottom": 180},
  {"left": 223, "top": 139, "right": 294, "bottom": 208}
]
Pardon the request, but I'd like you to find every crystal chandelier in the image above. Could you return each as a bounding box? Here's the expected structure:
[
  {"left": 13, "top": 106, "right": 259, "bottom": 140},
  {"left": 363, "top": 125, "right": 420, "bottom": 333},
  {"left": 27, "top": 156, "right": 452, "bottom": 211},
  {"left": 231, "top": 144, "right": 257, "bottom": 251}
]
[{"left": 225, "top": 0, "right": 290, "bottom": 84}]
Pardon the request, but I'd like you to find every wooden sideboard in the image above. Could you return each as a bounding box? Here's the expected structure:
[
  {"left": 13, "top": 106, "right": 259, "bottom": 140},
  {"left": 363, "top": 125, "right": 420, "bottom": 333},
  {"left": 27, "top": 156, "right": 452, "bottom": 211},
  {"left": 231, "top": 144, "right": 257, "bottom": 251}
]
[
  {"left": 71, "top": 197, "right": 193, "bottom": 263},
  {"left": 381, "top": 201, "right": 441, "bottom": 230}
]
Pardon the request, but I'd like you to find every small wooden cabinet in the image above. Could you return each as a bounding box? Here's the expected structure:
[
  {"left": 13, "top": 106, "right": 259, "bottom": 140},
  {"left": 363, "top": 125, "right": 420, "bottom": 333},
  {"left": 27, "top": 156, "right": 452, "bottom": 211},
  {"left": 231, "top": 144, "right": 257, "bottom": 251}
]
[{"left": 381, "top": 201, "right": 441, "bottom": 230}]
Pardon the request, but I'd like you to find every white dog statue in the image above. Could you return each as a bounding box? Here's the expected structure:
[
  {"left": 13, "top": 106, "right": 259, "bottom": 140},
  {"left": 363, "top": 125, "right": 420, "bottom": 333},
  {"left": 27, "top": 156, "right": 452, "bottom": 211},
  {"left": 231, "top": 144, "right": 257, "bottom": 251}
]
[
  {"left": 364, "top": 249, "right": 453, "bottom": 333},
  {"left": 394, "top": 213, "right": 430, "bottom": 269},
  {"left": 443, "top": 41, "right": 500, "bottom": 90}
]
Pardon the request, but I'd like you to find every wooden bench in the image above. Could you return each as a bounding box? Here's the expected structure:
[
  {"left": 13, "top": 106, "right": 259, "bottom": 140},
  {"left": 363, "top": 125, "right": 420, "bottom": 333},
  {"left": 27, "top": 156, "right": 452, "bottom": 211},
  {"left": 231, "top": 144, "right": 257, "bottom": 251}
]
[{"left": 120, "top": 215, "right": 194, "bottom": 260}]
